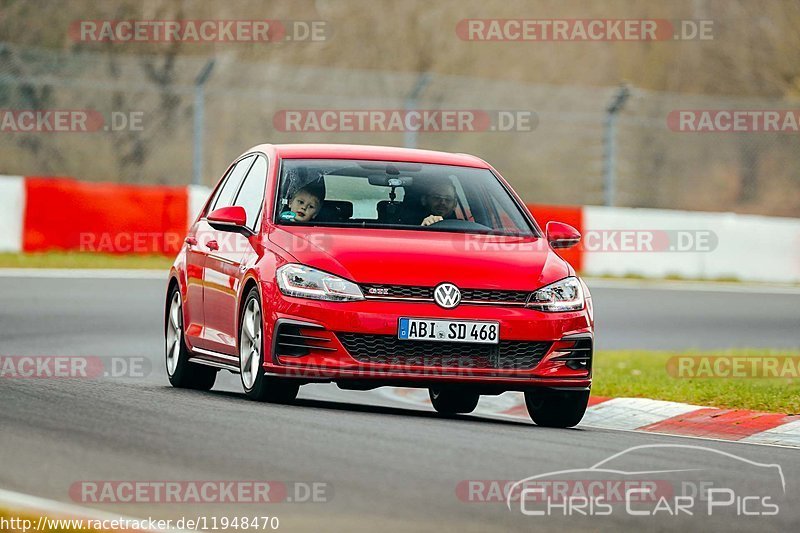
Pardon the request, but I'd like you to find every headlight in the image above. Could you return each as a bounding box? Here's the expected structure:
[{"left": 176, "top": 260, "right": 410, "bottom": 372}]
[
  {"left": 276, "top": 264, "right": 364, "bottom": 302},
  {"left": 526, "top": 277, "right": 584, "bottom": 312}
]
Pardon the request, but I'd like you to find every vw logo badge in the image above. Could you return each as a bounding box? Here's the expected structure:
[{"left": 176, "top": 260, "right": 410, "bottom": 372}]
[{"left": 434, "top": 283, "right": 461, "bottom": 309}]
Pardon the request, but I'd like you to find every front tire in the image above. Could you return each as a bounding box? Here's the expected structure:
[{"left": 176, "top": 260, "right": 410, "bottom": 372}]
[
  {"left": 165, "top": 287, "right": 217, "bottom": 390},
  {"left": 239, "top": 287, "right": 299, "bottom": 403},
  {"left": 429, "top": 387, "right": 479, "bottom": 415},
  {"left": 524, "top": 388, "right": 590, "bottom": 428}
]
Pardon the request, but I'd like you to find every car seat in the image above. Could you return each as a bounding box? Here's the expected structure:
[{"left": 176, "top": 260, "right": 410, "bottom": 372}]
[{"left": 316, "top": 200, "right": 353, "bottom": 222}]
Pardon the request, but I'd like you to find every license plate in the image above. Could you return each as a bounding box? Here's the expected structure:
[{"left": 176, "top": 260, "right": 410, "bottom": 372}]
[{"left": 398, "top": 318, "right": 499, "bottom": 344}]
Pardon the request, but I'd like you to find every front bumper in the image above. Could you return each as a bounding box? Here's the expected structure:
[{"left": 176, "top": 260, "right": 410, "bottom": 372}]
[{"left": 261, "top": 282, "right": 593, "bottom": 388}]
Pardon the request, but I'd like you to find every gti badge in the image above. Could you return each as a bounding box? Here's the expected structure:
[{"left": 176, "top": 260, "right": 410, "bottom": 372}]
[{"left": 368, "top": 287, "right": 390, "bottom": 295}]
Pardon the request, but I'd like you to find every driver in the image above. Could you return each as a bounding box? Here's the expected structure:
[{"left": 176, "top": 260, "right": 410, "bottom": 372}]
[{"left": 412, "top": 179, "right": 458, "bottom": 226}]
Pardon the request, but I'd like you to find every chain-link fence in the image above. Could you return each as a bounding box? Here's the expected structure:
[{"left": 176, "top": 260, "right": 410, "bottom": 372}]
[{"left": 0, "top": 42, "right": 798, "bottom": 216}]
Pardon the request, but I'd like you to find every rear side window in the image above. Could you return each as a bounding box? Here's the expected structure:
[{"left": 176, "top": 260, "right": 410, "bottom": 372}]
[
  {"left": 233, "top": 155, "right": 268, "bottom": 230},
  {"left": 209, "top": 155, "right": 256, "bottom": 213}
]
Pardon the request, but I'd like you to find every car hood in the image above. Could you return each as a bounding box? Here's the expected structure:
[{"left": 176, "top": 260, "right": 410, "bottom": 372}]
[{"left": 269, "top": 226, "right": 572, "bottom": 290}]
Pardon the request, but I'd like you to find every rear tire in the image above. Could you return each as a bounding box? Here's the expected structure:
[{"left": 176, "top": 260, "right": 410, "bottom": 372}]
[
  {"left": 239, "top": 286, "right": 299, "bottom": 403},
  {"left": 429, "top": 387, "right": 479, "bottom": 415},
  {"left": 524, "top": 388, "right": 589, "bottom": 428},
  {"left": 165, "top": 287, "right": 217, "bottom": 390}
]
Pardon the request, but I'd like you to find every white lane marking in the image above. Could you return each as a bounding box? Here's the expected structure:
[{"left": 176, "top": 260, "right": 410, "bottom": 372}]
[
  {"left": 0, "top": 487, "right": 190, "bottom": 532},
  {"left": 584, "top": 277, "right": 800, "bottom": 295},
  {"left": 0, "top": 269, "right": 167, "bottom": 279}
]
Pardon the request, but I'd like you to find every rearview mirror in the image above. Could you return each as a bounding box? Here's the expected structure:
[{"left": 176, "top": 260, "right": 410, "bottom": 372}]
[
  {"left": 207, "top": 206, "right": 253, "bottom": 236},
  {"left": 546, "top": 221, "right": 581, "bottom": 249},
  {"left": 367, "top": 175, "right": 414, "bottom": 187}
]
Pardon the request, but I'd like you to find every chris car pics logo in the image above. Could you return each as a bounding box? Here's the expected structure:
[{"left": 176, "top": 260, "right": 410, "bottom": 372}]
[{"left": 505, "top": 444, "right": 785, "bottom": 517}]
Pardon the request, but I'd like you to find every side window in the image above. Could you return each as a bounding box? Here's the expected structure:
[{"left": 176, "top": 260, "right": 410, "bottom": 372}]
[
  {"left": 232, "top": 155, "right": 268, "bottom": 230},
  {"left": 208, "top": 155, "right": 256, "bottom": 213}
]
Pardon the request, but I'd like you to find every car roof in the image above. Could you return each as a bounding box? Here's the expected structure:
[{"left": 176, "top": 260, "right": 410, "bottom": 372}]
[{"left": 247, "top": 143, "right": 491, "bottom": 169}]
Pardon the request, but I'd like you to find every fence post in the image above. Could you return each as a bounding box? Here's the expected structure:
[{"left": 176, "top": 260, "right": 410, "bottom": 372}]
[
  {"left": 192, "top": 59, "right": 216, "bottom": 186},
  {"left": 603, "top": 84, "right": 630, "bottom": 206},
  {"left": 404, "top": 73, "right": 431, "bottom": 149}
]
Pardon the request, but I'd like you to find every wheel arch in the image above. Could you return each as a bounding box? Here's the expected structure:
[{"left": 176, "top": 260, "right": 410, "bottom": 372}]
[
  {"left": 238, "top": 276, "right": 262, "bottom": 343},
  {"left": 165, "top": 276, "right": 180, "bottom": 336}
]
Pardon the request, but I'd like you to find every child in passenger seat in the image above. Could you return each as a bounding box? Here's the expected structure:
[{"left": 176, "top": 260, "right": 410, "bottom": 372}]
[{"left": 282, "top": 184, "right": 325, "bottom": 222}]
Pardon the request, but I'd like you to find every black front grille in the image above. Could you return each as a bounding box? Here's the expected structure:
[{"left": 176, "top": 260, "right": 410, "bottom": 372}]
[
  {"left": 336, "top": 333, "right": 551, "bottom": 370},
  {"left": 274, "top": 323, "right": 336, "bottom": 357},
  {"left": 550, "top": 337, "right": 593, "bottom": 372},
  {"left": 360, "top": 284, "right": 531, "bottom": 305},
  {"left": 461, "top": 288, "right": 530, "bottom": 304},
  {"left": 362, "top": 284, "right": 431, "bottom": 299}
]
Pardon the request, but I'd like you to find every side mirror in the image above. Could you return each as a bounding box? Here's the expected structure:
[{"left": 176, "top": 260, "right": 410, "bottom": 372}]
[
  {"left": 207, "top": 206, "right": 253, "bottom": 235},
  {"left": 546, "top": 221, "right": 581, "bottom": 249}
]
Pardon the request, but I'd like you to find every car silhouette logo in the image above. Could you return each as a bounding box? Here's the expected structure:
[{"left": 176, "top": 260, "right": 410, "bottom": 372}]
[
  {"left": 505, "top": 444, "right": 787, "bottom": 512},
  {"left": 434, "top": 283, "right": 461, "bottom": 309}
]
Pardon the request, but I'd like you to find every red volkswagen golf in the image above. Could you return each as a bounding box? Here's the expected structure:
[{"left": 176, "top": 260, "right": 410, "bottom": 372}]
[{"left": 166, "top": 144, "right": 594, "bottom": 427}]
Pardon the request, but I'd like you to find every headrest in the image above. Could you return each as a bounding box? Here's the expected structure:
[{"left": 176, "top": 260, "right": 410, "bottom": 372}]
[{"left": 317, "top": 200, "right": 353, "bottom": 221}]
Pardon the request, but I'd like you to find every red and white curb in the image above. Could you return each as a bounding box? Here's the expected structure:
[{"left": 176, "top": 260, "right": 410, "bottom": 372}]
[{"left": 382, "top": 388, "right": 800, "bottom": 447}]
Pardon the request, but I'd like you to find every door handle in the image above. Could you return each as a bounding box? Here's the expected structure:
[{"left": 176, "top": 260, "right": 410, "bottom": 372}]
[
  {"left": 185, "top": 237, "right": 197, "bottom": 246},
  {"left": 206, "top": 240, "right": 219, "bottom": 251}
]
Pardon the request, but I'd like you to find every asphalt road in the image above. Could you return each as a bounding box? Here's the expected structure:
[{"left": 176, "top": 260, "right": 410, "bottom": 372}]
[
  {"left": 589, "top": 280, "right": 800, "bottom": 350},
  {"left": 1, "top": 275, "right": 799, "bottom": 532}
]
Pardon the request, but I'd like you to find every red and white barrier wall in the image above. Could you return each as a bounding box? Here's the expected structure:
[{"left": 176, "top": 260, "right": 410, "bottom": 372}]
[
  {"left": 0, "top": 175, "right": 25, "bottom": 253},
  {"left": 531, "top": 203, "right": 800, "bottom": 283},
  {"left": 1, "top": 175, "right": 798, "bottom": 283},
  {"left": 0, "top": 175, "right": 209, "bottom": 255},
  {"left": 579, "top": 206, "right": 800, "bottom": 284}
]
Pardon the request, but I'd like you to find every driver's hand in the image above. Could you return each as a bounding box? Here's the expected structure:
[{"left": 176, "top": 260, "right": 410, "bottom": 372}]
[{"left": 421, "top": 215, "right": 443, "bottom": 226}]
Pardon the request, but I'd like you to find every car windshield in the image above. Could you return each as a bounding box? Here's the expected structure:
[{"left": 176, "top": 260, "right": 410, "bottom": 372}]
[{"left": 275, "top": 159, "right": 536, "bottom": 236}]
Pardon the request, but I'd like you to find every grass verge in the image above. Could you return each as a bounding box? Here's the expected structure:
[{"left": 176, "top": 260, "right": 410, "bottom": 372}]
[
  {"left": 0, "top": 252, "right": 172, "bottom": 270},
  {"left": 594, "top": 349, "right": 800, "bottom": 414}
]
